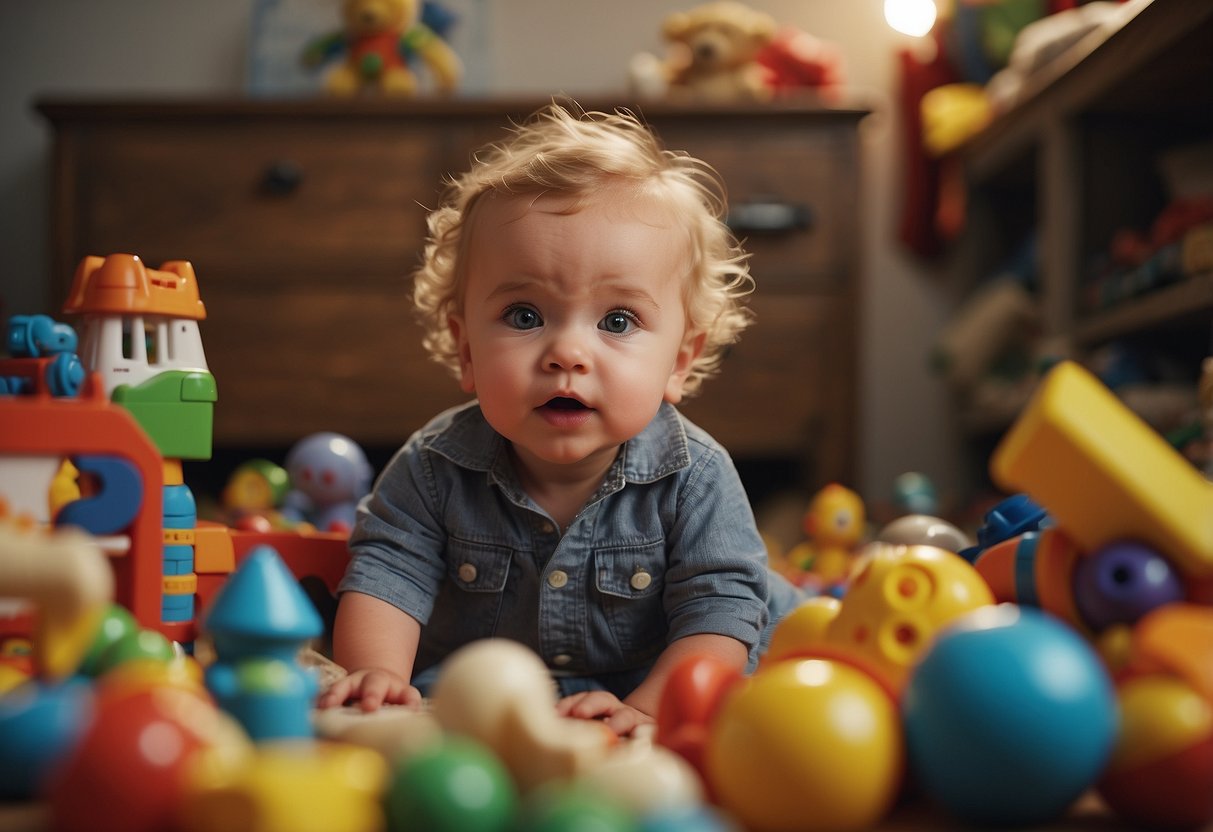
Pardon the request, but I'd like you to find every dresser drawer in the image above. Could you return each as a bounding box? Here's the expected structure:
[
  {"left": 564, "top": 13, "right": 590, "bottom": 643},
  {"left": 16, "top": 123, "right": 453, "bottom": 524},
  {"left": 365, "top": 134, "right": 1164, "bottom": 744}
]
[
  {"left": 679, "top": 292, "right": 855, "bottom": 479},
  {"left": 201, "top": 280, "right": 468, "bottom": 445},
  {"left": 72, "top": 122, "right": 447, "bottom": 282},
  {"left": 654, "top": 120, "right": 860, "bottom": 291}
]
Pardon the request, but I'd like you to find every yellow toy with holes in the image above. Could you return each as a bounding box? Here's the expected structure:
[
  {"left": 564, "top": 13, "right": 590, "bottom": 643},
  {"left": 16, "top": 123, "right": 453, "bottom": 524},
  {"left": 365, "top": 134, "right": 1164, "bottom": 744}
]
[{"left": 765, "top": 543, "right": 994, "bottom": 693}]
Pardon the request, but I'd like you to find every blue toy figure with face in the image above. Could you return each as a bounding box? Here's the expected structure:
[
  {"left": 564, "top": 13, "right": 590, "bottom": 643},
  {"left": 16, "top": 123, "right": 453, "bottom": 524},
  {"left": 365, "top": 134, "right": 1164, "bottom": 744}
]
[{"left": 281, "top": 432, "right": 373, "bottom": 533}]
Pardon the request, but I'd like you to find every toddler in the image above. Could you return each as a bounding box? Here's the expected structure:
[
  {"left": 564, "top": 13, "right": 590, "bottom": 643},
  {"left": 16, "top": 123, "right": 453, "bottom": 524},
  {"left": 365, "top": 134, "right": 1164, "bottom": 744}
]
[{"left": 318, "top": 103, "right": 802, "bottom": 734}]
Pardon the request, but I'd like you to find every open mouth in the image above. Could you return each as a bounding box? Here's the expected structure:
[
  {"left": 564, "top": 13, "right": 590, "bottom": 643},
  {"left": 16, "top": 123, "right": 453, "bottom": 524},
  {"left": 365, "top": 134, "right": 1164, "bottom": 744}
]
[{"left": 543, "top": 396, "right": 589, "bottom": 411}]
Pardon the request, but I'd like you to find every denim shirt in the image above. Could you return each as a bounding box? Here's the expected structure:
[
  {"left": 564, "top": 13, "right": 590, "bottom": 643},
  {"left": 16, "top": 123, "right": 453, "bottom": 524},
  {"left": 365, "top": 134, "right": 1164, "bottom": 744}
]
[{"left": 340, "top": 400, "right": 782, "bottom": 687}]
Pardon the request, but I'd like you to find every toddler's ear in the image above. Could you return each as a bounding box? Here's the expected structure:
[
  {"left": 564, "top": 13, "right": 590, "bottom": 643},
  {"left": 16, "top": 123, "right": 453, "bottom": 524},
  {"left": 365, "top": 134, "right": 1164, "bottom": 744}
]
[
  {"left": 664, "top": 331, "right": 706, "bottom": 404},
  {"left": 448, "top": 314, "right": 476, "bottom": 394}
]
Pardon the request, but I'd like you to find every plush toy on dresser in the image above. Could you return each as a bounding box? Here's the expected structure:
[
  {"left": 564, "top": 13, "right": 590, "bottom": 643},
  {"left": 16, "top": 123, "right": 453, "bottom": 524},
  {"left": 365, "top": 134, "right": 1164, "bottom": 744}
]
[
  {"left": 629, "top": 1, "right": 777, "bottom": 101},
  {"left": 302, "top": 0, "right": 461, "bottom": 96},
  {"left": 628, "top": 1, "right": 848, "bottom": 103}
]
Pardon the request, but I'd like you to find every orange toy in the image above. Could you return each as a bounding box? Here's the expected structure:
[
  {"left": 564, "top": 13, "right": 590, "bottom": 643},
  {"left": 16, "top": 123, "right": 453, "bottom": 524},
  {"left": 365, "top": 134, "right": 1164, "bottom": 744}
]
[
  {"left": 971, "top": 527, "right": 1091, "bottom": 636},
  {"left": 1097, "top": 604, "right": 1213, "bottom": 829}
]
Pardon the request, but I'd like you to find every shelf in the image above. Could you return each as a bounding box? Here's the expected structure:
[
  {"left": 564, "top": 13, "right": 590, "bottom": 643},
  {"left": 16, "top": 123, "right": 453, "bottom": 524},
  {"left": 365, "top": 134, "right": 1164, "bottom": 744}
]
[
  {"left": 1074, "top": 272, "right": 1213, "bottom": 346},
  {"left": 960, "top": 0, "right": 1213, "bottom": 184}
]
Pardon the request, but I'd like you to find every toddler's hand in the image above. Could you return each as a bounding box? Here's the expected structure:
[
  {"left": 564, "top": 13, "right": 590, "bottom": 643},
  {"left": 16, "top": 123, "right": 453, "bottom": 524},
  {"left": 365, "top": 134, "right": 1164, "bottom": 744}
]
[
  {"left": 317, "top": 668, "right": 423, "bottom": 712},
  {"left": 557, "top": 690, "right": 655, "bottom": 737}
]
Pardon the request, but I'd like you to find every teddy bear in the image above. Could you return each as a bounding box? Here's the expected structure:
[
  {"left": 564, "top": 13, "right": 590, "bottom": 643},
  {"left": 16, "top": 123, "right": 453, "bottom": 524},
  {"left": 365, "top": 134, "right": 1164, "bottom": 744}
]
[
  {"left": 302, "top": 0, "right": 461, "bottom": 96},
  {"left": 629, "top": 1, "right": 777, "bottom": 102}
]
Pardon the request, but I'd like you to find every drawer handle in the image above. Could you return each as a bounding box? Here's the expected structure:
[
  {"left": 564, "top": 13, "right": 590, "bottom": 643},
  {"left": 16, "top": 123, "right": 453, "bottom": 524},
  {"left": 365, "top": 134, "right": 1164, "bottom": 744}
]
[
  {"left": 727, "top": 198, "right": 814, "bottom": 235},
  {"left": 260, "top": 160, "right": 303, "bottom": 196}
]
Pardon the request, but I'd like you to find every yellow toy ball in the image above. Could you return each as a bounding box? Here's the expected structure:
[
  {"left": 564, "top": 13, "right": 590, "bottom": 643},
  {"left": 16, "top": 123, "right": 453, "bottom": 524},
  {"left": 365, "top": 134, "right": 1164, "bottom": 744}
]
[
  {"left": 705, "top": 658, "right": 902, "bottom": 832},
  {"left": 762, "top": 596, "right": 841, "bottom": 667}
]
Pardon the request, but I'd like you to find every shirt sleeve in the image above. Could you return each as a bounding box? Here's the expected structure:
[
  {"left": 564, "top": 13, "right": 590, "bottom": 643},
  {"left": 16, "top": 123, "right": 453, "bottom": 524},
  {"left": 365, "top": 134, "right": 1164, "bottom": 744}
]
[
  {"left": 338, "top": 438, "right": 448, "bottom": 626},
  {"left": 662, "top": 442, "right": 770, "bottom": 660}
]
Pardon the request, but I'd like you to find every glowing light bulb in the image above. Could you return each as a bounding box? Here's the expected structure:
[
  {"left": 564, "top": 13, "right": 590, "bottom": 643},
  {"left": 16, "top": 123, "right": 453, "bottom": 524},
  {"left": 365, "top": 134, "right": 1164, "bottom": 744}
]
[{"left": 885, "top": 0, "right": 937, "bottom": 37}]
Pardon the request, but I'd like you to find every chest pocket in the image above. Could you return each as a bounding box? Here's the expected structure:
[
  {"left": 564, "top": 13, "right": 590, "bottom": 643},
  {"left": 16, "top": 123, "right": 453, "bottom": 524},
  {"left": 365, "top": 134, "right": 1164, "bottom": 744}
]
[
  {"left": 594, "top": 540, "right": 667, "bottom": 655},
  {"left": 446, "top": 538, "right": 512, "bottom": 593},
  {"left": 431, "top": 538, "right": 513, "bottom": 638}
]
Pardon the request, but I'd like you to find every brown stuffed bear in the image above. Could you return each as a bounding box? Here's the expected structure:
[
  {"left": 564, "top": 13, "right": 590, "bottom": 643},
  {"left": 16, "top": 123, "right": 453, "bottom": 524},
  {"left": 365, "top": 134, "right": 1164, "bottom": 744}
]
[{"left": 631, "top": 1, "right": 777, "bottom": 101}]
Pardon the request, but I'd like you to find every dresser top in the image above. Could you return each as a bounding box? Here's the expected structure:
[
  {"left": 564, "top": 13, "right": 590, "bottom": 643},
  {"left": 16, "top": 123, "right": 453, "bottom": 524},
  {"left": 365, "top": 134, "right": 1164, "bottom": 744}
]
[{"left": 35, "top": 95, "right": 872, "bottom": 126}]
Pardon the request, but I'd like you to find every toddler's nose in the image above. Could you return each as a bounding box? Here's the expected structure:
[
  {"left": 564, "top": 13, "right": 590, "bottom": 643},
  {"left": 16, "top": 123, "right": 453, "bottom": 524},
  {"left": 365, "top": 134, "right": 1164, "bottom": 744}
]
[{"left": 543, "top": 330, "right": 590, "bottom": 373}]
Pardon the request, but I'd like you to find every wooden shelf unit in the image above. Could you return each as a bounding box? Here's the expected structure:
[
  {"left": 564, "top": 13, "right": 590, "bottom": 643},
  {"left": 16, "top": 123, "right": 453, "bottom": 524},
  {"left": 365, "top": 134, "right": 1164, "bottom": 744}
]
[{"left": 951, "top": 0, "right": 1213, "bottom": 450}]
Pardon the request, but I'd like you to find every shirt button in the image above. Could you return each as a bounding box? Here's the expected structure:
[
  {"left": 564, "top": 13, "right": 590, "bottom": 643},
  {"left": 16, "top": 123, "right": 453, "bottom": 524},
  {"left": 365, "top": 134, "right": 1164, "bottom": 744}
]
[
  {"left": 547, "top": 570, "right": 568, "bottom": 589},
  {"left": 630, "top": 570, "right": 652, "bottom": 591},
  {"left": 457, "top": 563, "right": 478, "bottom": 583},
  {"left": 540, "top": 521, "right": 556, "bottom": 534},
  {"left": 552, "top": 653, "right": 572, "bottom": 666}
]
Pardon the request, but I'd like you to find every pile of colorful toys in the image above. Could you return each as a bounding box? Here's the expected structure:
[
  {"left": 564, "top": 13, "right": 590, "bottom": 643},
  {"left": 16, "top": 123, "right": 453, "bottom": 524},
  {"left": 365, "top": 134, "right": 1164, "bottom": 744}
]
[
  {"left": 656, "top": 359, "right": 1209, "bottom": 831},
  {"left": 2, "top": 252, "right": 1210, "bottom": 831}
]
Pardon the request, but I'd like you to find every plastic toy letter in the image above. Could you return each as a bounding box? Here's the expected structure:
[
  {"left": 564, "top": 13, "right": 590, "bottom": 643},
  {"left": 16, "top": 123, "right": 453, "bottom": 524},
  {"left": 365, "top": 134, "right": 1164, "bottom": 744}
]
[
  {"left": 54, "top": 454, "right": 143, "bottom": 536},
  {"left": 991, "top": 361, "right": 1213, "bottom": 579}
]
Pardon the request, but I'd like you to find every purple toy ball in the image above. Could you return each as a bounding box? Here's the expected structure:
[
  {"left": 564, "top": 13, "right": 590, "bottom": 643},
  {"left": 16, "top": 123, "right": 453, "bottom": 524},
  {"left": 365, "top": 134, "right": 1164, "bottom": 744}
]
[{"left": 1072, "top": 540, "right": 1184, "bottom": 632}]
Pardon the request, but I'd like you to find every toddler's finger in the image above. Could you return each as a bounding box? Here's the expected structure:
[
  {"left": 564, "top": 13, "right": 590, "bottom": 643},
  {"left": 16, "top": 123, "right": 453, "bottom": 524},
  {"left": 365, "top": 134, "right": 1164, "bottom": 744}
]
[
  {"left": 317, "top": 678, "right": 352, "bottom": 708},
  {"left": 565, "top": 691, "right": 615, "bottom": 718},
  {"left": 555, "top": 692, "right": 589, "bottom": 716},
  {"left": 358, "top": 675, "right": 390, "bottom": 712}
]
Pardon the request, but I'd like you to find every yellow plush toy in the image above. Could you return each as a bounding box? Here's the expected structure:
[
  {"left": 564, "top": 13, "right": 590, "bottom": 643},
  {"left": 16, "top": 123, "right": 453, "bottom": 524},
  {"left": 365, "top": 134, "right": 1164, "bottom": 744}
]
[
  {"left": 302, "top": 0, "right": 461, "bottom": 96},
  {"left": 630, "top": 1, "right": 776, "bottom": 101}
]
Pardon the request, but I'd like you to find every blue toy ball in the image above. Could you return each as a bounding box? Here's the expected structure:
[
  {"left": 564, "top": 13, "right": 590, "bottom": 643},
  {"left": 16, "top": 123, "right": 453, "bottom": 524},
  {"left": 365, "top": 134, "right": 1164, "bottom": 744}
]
[
  {"left": 902, "top": 604, "right": 1118, "bottom": 826},
  {"left": 0, "top": 678, "right": 95, "bottom": 799},
  {"left": 639, "top": 805, "right": 741, "bottom": 831}
]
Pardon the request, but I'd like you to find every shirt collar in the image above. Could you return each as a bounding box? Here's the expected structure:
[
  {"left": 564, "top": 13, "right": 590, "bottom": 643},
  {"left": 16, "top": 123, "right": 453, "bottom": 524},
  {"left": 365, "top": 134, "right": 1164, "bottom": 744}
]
[{"left": 428, "top": 401, "right": 691, "bottom": 486}]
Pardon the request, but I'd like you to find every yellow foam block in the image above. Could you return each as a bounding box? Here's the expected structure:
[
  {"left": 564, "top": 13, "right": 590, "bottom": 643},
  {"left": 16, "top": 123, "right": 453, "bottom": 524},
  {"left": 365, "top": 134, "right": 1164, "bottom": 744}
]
[{"left": 992, "top": 361, "right": 1213, "bottom": 578}]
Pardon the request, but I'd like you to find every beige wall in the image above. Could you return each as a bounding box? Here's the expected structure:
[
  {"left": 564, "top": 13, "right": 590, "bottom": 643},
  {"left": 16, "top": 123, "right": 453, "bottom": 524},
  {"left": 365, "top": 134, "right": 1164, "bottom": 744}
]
[{"left": 0, "top": 0, "right": 961, "bottom": 504}]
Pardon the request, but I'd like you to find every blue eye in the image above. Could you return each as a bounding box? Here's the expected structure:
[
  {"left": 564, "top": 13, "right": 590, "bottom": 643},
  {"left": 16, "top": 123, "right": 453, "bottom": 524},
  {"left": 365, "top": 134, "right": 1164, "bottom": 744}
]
[
  {"left": 599, "top": 310, "right": 637, "bottom": 335},
  {"left": 504, "top": 306, "right": 542, "bottom": 330}
]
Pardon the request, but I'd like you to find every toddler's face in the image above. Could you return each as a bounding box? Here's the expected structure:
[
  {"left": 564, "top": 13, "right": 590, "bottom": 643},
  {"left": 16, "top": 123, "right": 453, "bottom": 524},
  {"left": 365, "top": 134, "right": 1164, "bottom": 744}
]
[{"left": 450, "top": 186, "right": 703, "bottom": 473}]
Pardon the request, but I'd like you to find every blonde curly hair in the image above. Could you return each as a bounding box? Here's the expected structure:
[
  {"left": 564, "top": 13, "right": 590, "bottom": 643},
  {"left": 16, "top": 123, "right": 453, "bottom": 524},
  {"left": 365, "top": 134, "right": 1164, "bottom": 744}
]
[{"left": 413, "top": 102, "right": 754, "bottom": 397}]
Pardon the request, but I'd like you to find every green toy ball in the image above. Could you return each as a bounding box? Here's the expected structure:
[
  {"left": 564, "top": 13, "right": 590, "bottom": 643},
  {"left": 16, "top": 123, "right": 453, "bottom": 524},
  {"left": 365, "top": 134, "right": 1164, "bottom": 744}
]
[
  {"left": 94, "top": 628, "right": 176, "bottom": 674},
  {"left": 520, "top": 785, "right": 637, "bottom": 832},
  {"left": 385, "top": 738, "right": 517, "bottom": 832},
  {"left": 79, "top": 605, "right": 139, "bottom": 676}
]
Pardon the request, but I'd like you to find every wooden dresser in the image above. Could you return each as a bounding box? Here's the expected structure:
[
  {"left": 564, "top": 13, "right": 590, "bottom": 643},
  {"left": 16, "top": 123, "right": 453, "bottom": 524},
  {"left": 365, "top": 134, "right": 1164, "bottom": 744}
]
[{"left": 37, "top": 98, "right": 866, "bottom": 489}]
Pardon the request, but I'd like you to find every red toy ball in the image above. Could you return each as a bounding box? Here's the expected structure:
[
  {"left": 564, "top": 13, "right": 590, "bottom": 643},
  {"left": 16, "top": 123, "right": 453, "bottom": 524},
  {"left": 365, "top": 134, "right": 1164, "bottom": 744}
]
[
  {"left": 46, "top": 685, "right": 244, "bottom": 832},
  {"left": 655, "top": 654, "right": 743, "bottom": 781}
]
